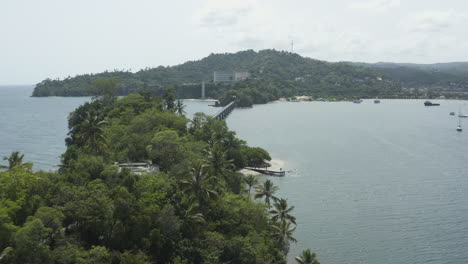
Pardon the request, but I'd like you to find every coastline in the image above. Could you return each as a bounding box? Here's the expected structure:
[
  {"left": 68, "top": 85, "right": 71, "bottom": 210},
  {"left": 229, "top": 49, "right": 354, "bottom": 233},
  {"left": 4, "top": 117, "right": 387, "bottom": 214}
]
[
  {"left": 239, "top": 159, "right": 285, "bottom": 176},
  {"left": 272, "top": 97, "right": 468, "bottom": 103},
  {"left": 184, "top": 98, "right": 218, "bottom": 102}
]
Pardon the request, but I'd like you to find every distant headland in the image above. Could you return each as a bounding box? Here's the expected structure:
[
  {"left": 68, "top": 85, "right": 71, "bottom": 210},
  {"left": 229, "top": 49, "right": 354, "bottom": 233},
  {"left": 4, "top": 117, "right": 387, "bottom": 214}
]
[{"left": 32, "top": 49, "right": 468, "bottom": 107}]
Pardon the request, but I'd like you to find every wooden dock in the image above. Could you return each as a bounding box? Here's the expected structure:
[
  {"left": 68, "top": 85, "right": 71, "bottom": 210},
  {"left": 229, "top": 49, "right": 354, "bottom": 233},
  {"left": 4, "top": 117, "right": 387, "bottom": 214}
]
[{"left": 244, "top": 167, "right": 285, "bottom": 177}]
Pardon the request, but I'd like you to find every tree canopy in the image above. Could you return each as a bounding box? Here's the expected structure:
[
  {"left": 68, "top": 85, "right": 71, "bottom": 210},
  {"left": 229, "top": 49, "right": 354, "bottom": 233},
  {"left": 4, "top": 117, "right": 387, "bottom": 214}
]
[{"left": 0, "top": 89, "right": 308, "bottom": 263}]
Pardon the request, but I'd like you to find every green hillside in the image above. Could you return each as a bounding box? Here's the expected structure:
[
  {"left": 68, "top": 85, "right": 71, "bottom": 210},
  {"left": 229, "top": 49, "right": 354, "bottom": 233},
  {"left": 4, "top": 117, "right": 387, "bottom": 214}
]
[
  {"left": 348, "top": 61, "right": 468, "bottom": 91},
  {"left": 32, "top": 50, "right": 401, "bottom": 104}
]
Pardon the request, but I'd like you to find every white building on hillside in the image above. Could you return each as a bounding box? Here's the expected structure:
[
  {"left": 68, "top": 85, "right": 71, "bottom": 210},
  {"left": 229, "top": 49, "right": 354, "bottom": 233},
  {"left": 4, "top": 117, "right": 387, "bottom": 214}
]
[{"left": 213, "top": 71, "right": 250, "bottom": 83}]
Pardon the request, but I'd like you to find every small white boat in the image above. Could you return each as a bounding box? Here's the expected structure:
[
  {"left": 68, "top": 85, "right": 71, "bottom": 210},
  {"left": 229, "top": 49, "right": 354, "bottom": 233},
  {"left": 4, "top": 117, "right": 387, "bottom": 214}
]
[
  {"left": 457, "top": 117, "right": 463, "bottom": 132},
  {"left": 458, "top": 106, "right": 467, "bottom": 118}
]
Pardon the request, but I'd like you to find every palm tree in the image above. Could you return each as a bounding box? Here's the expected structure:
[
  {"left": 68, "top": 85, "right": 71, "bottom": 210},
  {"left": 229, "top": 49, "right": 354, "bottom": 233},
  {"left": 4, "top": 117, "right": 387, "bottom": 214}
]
[
  {"left": 175, "top": 99, "right": 186, "bottom": 116},
  {"left": 179, "top": 160, "right": 218, "bottom": 204},
  {"left": 0, "top": 151, "right": 32, "bottom": 171},
  {"left": 254, "top": 179, "right": 279, "bottom": 206},
  {"left": 271, "top": 219, "right": 297, "bottom": 257},
  {"left": 76, "top": 111, "right": 108, "bottom": 154},
  {"left": 162, "top": 86, "right": 175, "bottom": 110},
  {"left": 179, "top": 201, "right": 205, "bottom": 225},
  {"left": 205, "top": 144, "right": 235, "bottom": 181},
  {"left": 222, "top": 131, "right": 242, "bottom": 151},
  {"left": 205, "top": 144, "right": 237, "bottom": 193},
  {"left": 244, "top": 174, "right": 258, "bottom": 197},
  {"left": 270, "top": 198, "right": 296, "bottom": 225},
  {"left": 190, "top": 112, "right": 208, "bottom": 130},
  {"left": 295, "top": 249, "right": 320, "bottom": 264},
  {"left": 176, "top": 198, "right": 205, "bottom": 235}
]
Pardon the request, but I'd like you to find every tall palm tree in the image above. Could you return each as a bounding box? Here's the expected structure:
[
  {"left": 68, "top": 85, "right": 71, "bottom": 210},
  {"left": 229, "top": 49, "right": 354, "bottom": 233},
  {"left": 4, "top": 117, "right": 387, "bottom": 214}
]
[
  {"left": 175, "top": 99, "right": 186, "bottom": 116},
  {"left": 244, "top": 174, "right": 258, "bottom": 197},
  {"left": 205, "top": 144, "right": 235, "bottom": 181},
  {"left": 295, "top": 249, "right": 320, "bottom": 264},
  {"left": 0, "top": 151, "right": 32, "bottom": 171},
  {"left": 162, "top": 86, "right": 175, "bottom": 110},
  {"left": 254, "top": 179, "right": 279, "bottom": 206},
  {"left": 179, "top": 160, "right": 218, "bottom": 204},
  {"left": 271, "top": 219, "right": 297, "bottom": 257},
  {"left": 205, "top": 144, "right": 238, "bottom": 193},
  {"left": 270, "top": 198, "right": 296, "bottom": 225},
  {"left": 76, "top": 111, "right": 108, "bottom": 154}
]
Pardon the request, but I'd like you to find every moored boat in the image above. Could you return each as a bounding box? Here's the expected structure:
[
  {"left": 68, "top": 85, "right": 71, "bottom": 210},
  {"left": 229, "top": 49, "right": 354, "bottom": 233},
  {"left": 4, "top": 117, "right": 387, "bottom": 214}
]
[
  {"left": 457, "top": 115, "right": 463, "bottom": 132},
  {"left": 457, "top": 106, "right": 467, "bottom": 118},
  {"left": 424, "top": 101, "right": 440, "bottom": 106}
]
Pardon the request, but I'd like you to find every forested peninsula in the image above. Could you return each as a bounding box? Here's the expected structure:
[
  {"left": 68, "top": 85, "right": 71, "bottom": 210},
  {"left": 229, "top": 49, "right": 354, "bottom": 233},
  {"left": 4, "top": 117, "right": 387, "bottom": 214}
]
[
  {"left": 0, "top": 85, "right": 320, "bottom": 264},
  {"left": 32, "top": 49, "right": 401, "bottom": 107}
]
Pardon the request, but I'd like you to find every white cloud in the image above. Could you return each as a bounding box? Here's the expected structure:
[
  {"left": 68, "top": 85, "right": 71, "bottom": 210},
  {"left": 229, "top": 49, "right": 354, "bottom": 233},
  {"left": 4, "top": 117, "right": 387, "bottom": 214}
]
[
  {"left": 198, "top": 7, "right": 249, "bottom": 28},
  {"left": 350, "top": 0, "right": 400, "bottom": 11},
  {"left": 4, "top": 0, "right": 468, "bottom": 83},
  {"left": 192, "top": 0, "right": 285, "bottom": 50},
  {"left": 194, "top": 0, "right": 258, "bottom": 29},
  {"left": 192, "top": 0, "right": 410, "bottom": 61},
  {"left": 297, "top": 27, "right": 375, "bottom": 62},
  {"left": 402, "top": 10, "right": 466, "bottom": 33}
]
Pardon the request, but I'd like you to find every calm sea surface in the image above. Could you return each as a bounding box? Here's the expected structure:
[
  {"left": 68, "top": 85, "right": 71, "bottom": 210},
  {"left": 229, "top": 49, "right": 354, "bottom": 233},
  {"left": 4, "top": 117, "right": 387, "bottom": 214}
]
[
  {"left": 226, "top": 100, "right": 468, "bottom": 264},
  {"left": 2, "top": 85, "right": 468, "bottom": 264}
]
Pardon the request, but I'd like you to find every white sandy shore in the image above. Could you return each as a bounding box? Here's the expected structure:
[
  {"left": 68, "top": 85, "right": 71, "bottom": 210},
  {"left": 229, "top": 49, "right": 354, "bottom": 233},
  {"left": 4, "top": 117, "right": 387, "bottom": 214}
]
[{"left": 239, "top": 159, "right": 285, "bottom": 176}]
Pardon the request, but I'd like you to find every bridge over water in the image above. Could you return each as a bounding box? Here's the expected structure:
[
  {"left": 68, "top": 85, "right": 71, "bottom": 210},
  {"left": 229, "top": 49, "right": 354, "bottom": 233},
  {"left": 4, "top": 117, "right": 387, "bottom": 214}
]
[{"left": 212, "top": 101, "right": 236, "bottom": 120}]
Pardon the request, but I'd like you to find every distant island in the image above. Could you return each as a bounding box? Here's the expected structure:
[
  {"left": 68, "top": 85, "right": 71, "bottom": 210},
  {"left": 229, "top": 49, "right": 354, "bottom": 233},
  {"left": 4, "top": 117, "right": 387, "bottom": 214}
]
[{"left": 32, "top": 49, "right": 468, "bottom": 107}]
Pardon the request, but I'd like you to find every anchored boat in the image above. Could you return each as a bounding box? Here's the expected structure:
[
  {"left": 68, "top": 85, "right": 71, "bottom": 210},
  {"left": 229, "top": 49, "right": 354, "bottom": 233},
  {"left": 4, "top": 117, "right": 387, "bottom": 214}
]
[
  {"left": 457, "top": 119, "right": 463, "bottom": 132},
  {"left": 424, "top": 101, "right": 440, "bottom": 106}
]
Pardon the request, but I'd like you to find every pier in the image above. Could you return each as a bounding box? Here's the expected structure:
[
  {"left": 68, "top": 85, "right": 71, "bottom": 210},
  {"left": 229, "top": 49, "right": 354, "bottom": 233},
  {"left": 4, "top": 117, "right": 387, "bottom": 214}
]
[
  {"left": 212, "top": 101, "right": 236, "bottom": 120},
  {"left": 244, "top": 167, "right": 286, "bottom": 177}
]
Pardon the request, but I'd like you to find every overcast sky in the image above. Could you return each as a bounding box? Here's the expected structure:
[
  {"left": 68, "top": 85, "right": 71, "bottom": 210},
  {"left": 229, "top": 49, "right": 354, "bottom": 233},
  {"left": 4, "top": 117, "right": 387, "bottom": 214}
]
[{"left": 1, "top": 0, "right": 467, "bottom": 84}]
